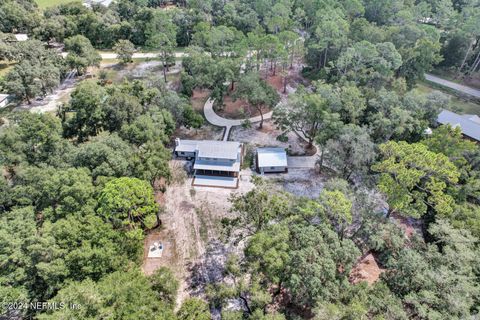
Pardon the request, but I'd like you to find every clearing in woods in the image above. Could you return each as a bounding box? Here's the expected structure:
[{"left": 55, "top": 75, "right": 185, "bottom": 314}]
[{"left": 142, "top": 161, "right": 255, "bottom": 307}]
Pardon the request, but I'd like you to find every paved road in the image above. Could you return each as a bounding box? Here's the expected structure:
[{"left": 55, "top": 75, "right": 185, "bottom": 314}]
[
  {"left": 61, "top": 52, "right": 187, "bottom": 59},
  {"left": 425, "top": 73, "right": 480, "bottom": 99}
]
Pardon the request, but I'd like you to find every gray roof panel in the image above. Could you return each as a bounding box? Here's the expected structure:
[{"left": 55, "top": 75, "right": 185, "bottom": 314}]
[{"left": 437, "top": 109, "right": 480, "bottom": 141}]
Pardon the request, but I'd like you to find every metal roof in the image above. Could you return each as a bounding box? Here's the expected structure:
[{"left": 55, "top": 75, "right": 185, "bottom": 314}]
[
  {"left": 14, "top": 34, "right": 28, "bottom": 41},
  {"left": 437, "top": 109, "right": 480, "bottom": 141},
  {"left": 193, "top": 159, "right": 240, "bottom": 172},
  {"left": 197, "top": 141, "right": 240, "bottom": 160},
  {"left": 257, "top": 148, "right": 288, "bottom": 168},
  {"left": 175, "top": 139, "right": 241, "bottom": 160}
]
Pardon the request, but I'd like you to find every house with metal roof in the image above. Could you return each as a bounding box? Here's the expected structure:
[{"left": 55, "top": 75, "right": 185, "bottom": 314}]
[
  {"left": 14, "top": 34, "right": 28, "bottom": 42},
  {"left": 437, "top": 109, "right": 480, "bottom": 142},
  {"left": 0, "top": 94, "right": 10, "bottom": 109},
  {"left": 174, "top": 139, "right": 243, "bottom": 188},
  {"left": 256, "top": 147, "right": 288, "bottom": 174}
]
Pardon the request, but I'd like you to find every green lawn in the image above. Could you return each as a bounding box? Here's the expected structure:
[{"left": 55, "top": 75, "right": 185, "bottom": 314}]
[
  {"left": 35, "top": 0, "right": 77, "bottom": 9},
  {"left": 416, "top": 82, "right": 480, "bottom": 116}
]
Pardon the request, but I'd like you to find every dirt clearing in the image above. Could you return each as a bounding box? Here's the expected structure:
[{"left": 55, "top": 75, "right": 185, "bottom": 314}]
[{"left": 142, "top": 161, "right": 255, "bottom": 307}]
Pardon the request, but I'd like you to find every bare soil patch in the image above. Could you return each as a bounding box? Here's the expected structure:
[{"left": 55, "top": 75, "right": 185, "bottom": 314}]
[
  {"left": 142, "top": 161, "right": 255, "bottom": 306},
  {"left": 216, "top": 92, "right": 270, "bottom": 120},
  {"left": 261, "top": 168, "right": 329, "bottom": 198},
  {"left": 191, "top": 89, "right": 211, "bottom": 113},
  {"left": 391, "top": 212, "right": 423, "bottom": 239},
  {"left": 100, "top": 60, "right": 181, "bottom": 84},
  {"left": 174, "top": 124, "right": 224, "bottom": 141},
  {"left": 265, "top": 73, "right": 285, "bottom": 92},
  {"left": 230, "top": 119, "right": 315, "bottom": 156},
  {"left": 349, "top": 252, "right": 385, "bottom": 285}
]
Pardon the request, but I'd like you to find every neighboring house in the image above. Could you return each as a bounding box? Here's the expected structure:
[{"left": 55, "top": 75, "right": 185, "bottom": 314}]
[
  {"left": 256, "top": 147, "right": 288, "bottom": 174},
  {"left": 437, "top": 109, "right": 480, "bottom": 142},
  {"left": 0, "top": 94, "right": 10, "bottom": 108},
  {"left": 13, "top": 34, "right": 28, "bottom": 42},
  {"left": 3, "top": 33, "right": 28, "bottom": 43},
  {"left": 174, "top": 139, "right": 244, "bottom": 188}
]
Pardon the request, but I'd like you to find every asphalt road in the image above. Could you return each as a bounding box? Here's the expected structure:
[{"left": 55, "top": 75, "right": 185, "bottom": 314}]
[{"left": 424, "top": 73, "right": 480, "bottom": 99}]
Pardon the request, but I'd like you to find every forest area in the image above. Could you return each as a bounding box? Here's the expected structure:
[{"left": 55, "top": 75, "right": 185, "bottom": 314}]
[{"left": 0, "top": 0, "right": 480, "bottom": 319}]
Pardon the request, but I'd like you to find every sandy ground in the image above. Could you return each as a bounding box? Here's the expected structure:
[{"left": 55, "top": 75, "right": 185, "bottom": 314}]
[
  {"left": 261, "top": 168, "right": 329, "bottom": 198},
  {"left": 230, "top": 119, "right": 315, "bottom": 156},
  {"left": 142, "top": 161, "right": 255, "bottom": 308},
  {"left": 14, "top": 77, "right": 77, "bottom": 113},
  {"left": 174, "top": 124, "right": 224, "bottom": 141},
  {"left": 101, "top": 60, "right": 182, "bottom": 83}
]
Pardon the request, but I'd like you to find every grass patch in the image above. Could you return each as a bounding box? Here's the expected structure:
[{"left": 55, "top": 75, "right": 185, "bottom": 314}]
[
  {"left": 0, "top": 62, "right": 14, "bottom": 77},
  {"left": 242, "top": 144, "right": 254, "bottom": 170},
  {"left": 35, "top": 0, "right": 77, "bottom": 9},
  {"left": 416, "top": 82, "right": 480, "bottom": 116}
]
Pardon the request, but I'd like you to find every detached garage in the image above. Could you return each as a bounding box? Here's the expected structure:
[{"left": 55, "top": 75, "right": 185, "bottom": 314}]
[{"left": 257, "top": 148, "right": 288, "bottom": 174}]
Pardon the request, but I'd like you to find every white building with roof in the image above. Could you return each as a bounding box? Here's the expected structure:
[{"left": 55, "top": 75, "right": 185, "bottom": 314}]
[
  {"left": 174, "top": 139, "right": 244, "bottom": 188},
  {"left": 437, "top": 109, "right": 480, "bottom": 142},
  {"left": 13, "top": 34, "right": 28, "bottom": 42},
  {"left": 0, "top": 94, "right": 10, "bottom": 108},
  {"left": 256, "top": 147, "right": 288, "bottom": 174}
]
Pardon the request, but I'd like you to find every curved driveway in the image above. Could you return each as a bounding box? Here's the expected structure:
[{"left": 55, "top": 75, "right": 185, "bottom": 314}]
[
  {"left": 203, "top": 98, "right": 319, "bottom": 168},
  {"left": 204, "top": 98, "right": 273, "bottom": 141}
]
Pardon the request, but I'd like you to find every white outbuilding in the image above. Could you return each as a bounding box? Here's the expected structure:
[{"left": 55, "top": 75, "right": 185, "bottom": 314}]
[
  {"left": 256, "top": 148, "right": 288, "bottom": 174},
  {"left": 0, "top": 94, "right": 10, "bottom": 108}
]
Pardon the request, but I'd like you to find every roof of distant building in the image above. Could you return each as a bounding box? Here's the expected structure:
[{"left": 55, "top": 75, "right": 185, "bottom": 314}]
[
  {"left": 437, "top": 109, "right": 480, "bottom": 141},
  {"left": 257, "top": 147, "right": 288, "bottom": 168},
  {"left": 14, "top": 34, "right": 28, "bottom": 41}
]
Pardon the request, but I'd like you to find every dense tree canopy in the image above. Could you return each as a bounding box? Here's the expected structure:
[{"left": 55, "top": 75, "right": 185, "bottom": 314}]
[{"left": 1, "top": 0, "right": 480, "bottom": 319}]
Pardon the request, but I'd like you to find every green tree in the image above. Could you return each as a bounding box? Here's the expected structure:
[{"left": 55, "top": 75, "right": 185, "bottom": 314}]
[
  {"left": 73, "top": 133, "right": 133, "bottom": 179},
  {"left": 177, "top": 298, "right": 211, "bottom": 320},
  {"left": 64, "top": 35, "right": 101, "bottom": 75},
  {"left": 384, "top": 220, "right": 479, "bottom": 319},
  {"left": 13, "top": 166, "right": 96, "bottom": 222},
  {"left": 313, "top": 7, "right": 349, "bottom": 68},
  {"left": 149, "top": 267, "right": 179, "bottom": 307},
  {"left": 113, "top": 39, "right": 135, "bottom": 64},
  {"left": 234, "top": 73, "right": 279, "bottom": 129},
  {"left": 324, "top": 124, "right": 375, "bottom": 180},
  {"left": 130, "top": 140, "right": 171, "bottom": 188},
  {"left": 103, "top": 87, "right": 143, "bottom": 132},
  {"left": 229, "top": 178, "right": 291, "bottom": 234},
  {"left": 39, "top": 269, "right": 176, "bottom": 320},
  {"left": 334, "top": 41, "right": 402, "bottom": 87},
  {"left": 273, "top": 89, "right": 342, "bottom": 168},
  {"left": 245, "top": 224, "right": 290, "bottom": 286},
  {"left": 146, "top": 33, "right": 175, "bottom": 82},
  {"left": 0, "top": 112, "right": 66, "bottom": 168},
  {"left": 285, "top": 223, "right": 360, "bottom": 307},
  {"left": 372, "top": 141, "right": 460, "bottom": 218},
  {"left": 63, "top": 81, "right": 106, "bottom": 142},
  {"left": 97, "top": 177, "right": 159, "bottom": 239},
  {"left": 318, "top": 189, "right": 353, "bottom": 240}
]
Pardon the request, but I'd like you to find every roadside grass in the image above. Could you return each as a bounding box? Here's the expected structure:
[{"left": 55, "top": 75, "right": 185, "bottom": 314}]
[
  {"left": 35, "top": 0, "right": 77, "bottom": 9},
  {"left": 416, "top": 82, "right": 480, "bottom": 116}
]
